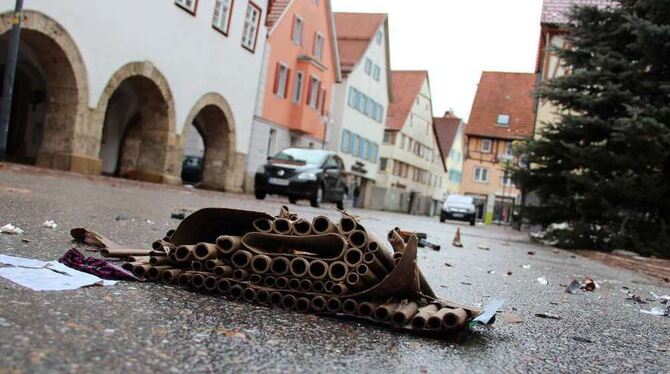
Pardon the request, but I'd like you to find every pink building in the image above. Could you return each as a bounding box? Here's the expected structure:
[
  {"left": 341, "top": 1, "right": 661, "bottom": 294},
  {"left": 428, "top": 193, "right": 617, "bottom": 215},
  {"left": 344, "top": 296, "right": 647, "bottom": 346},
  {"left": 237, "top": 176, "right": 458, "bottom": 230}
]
[{"left": 246, "top": 0, "right": 341, "bottom": 189}]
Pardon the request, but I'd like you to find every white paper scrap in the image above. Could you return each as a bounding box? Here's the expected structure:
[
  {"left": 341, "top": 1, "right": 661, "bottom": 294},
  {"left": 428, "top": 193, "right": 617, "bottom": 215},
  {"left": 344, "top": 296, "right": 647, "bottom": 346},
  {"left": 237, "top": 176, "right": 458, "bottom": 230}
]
[{"left": 0, "top": 254, "right": 116, "bottom": 291}]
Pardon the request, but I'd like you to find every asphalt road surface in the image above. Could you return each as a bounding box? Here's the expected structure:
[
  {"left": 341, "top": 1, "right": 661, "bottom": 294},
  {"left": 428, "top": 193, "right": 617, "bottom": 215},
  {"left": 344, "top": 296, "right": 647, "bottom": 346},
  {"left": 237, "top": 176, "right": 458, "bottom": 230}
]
[{"left": 1, "top": 164, "right": 669, "bottom": 373}]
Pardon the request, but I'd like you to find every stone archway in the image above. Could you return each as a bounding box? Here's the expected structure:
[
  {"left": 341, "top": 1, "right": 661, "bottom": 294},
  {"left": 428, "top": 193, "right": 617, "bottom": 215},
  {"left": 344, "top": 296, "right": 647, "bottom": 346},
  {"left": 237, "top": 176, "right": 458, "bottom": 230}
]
[
  {"left": 181, "top": 93, "right": 237, "bottom": 191},
  {"left": 94, "top": 62, "right": 179, "bottom": 184},
  {"left": 0, "top": 10, "right": 90, "bottom": 172}
]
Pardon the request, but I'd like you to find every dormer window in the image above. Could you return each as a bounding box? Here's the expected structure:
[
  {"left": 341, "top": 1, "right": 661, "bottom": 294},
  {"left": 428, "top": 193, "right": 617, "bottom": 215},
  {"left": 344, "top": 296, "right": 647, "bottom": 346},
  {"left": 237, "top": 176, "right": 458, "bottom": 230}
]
[
  {"left": 496, "top": 114, "right": 510, "bottom": 126},
  {"left": 376, "top": 30, "right": 383, "bottom": 45}
]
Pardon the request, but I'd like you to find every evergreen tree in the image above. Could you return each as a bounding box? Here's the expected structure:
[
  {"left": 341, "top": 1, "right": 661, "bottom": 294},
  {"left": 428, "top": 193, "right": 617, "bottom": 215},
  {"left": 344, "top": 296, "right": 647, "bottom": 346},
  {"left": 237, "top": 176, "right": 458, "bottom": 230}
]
[{"left": 517, "top": 0, "right": 670, "bottom": 256}]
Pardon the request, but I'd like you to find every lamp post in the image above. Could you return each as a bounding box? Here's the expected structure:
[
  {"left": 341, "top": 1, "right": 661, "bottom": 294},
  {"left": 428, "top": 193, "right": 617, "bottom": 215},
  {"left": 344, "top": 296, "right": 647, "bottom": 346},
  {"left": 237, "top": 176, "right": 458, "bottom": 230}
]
[{"left": 0, "top": 0, "right": 24, "bottom": 159}]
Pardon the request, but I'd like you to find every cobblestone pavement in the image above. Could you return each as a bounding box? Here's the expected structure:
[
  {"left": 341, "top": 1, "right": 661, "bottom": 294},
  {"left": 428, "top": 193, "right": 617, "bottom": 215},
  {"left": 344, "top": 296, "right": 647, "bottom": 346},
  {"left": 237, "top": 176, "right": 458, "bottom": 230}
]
[{"left": 1, "top": 164, "right": 669, "bottom": 373}]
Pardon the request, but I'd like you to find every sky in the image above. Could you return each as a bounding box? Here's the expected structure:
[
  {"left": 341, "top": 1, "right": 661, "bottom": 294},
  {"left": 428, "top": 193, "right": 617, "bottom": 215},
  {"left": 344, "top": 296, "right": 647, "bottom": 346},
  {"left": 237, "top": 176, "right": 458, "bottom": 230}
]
[{"left": 331, "top": 0, "right": 544, "bottom": 121}]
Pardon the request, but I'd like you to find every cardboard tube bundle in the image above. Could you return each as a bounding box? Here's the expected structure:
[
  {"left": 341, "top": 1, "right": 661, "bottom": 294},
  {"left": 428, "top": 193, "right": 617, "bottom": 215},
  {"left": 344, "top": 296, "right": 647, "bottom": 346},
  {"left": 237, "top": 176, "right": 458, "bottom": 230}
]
[{"left": 103, "top": 206, "right": 488, "bottom": 339}]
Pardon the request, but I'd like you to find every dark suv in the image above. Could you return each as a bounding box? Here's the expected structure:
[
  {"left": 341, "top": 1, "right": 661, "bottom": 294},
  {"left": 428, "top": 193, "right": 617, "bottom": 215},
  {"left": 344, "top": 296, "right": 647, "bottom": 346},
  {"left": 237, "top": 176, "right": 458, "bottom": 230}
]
[{"left": 254, "top": 148, "right": 347, "bottom": 209}]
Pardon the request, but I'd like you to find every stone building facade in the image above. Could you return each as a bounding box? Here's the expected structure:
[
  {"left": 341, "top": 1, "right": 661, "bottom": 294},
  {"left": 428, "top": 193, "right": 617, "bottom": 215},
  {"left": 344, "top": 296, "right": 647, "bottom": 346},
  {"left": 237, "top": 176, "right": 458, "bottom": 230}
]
[{"left": 0, "top": 0, "right": 268, "bottom": 191}]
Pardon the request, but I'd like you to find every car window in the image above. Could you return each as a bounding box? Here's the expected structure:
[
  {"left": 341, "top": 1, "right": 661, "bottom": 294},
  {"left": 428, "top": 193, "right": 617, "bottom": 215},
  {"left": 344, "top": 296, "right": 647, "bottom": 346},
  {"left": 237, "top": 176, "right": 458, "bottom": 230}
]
[
  {"left": 334, "top": 156, "right": 344, "bottom": 170},
  {"left": 323, "top": 156, "right": 338, "bottom": 169},
  {"left": 273, "top": 148, "right": 328, "bottom": 166},
  {"left": 447, "top": 195, "right": 473, "bottom": 204}
]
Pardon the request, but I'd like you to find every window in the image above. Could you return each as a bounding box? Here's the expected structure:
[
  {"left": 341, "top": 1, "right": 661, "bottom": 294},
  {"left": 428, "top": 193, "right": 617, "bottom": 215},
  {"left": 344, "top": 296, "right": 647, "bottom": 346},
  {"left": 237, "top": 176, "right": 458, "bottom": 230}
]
[
  {"left": 241, "top": 2, "right": 261, "bottom": 52},
  {"left": 373, "top": 65, "right": 381, "bottom": 81},
  {"left": 341, "top": 130, "right": 350, "bottom": 153},
  {"left": 292, "top": 71, "right": 303, "bottom": 103},
  {"left": 175, "top": 0, "right": 198, "bottom": 14},
  {"left": 480, "top": 139, "right": 492, "bottom": 153},
  {"left": 307, "top": 76, "right": 320, "bottom": 108},
  {"left": 500, "top": 172, "right": 514, "bottom": 187},
  {"left": 364, "top": 58, "right": 372, "bottom": 75},
  {"left": 359, "top": 95, "right": 367, "bottom": 112},
  {"left": 351, "top": 135, "right": 360, "bottom": 157},
  {"left": 313, "top": 33, "right": 324, "bottom": 60},
  {"left": 383, "top": 130, "right": 395, "bottom": 144},
  {"left": 379, "top": 157, "right": 388, "bottom": 171},
  {"left": 376, "top": 30, "right": 383, "bottom": 45},
  {"left": 400, "top": 134, "right": 405, "bottom": 148},
  {"left": 496, "top": 114, "right": 510, "bottom": 126},
  {"left": 273, "top": 63, "right": 290, "bottom": 98},
  {"left": 503, "top": 142, "right": 513, "bottom": 157},
  {"left": 359, "top": 139, "right": 367, "bottom": 159},
  {"left": 348, "top": 87, "right": 356, "bottom": 107},
  {"left": 368, "top": 143, "right": 378, "bottom": 162},
  {"left": 212, "top": 0, "right": 233, "bottom": 35},
  {"left": 292, "top": 16, "right": 304, "bottom": 45},
  {"left": 473, "top": 166, "right": 489, "bottom": 183}
]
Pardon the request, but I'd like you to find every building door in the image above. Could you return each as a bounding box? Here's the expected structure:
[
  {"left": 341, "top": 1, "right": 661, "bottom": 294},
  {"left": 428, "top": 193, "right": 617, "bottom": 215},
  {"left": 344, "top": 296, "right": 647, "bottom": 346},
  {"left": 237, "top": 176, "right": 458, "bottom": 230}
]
[
  {"left": 471, "top": 195, "right": 487, "bottom": 221},
  {"left": 493, "top": 196, "right": 515, "bottom": 224}
]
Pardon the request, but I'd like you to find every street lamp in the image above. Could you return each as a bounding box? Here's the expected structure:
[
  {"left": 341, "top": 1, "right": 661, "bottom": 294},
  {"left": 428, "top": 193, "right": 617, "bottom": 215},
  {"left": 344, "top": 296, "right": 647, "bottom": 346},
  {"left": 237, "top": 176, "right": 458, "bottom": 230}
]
[{"left": 0, "top": 0, "right": 24, "bottom": 159}]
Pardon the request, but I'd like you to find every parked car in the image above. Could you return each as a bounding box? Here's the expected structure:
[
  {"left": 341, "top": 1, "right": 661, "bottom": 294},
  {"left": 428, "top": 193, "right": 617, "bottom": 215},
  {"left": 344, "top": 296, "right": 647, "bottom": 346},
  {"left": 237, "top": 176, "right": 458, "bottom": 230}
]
[
  {"left": 181, "top": 155, "right": 203, "bottom": 184},
  {"left": 254, "top": 148, "right": 347, "bottom": 209},
  {"left": 440, "top": 194, "right": 476, "bottom": 225}
]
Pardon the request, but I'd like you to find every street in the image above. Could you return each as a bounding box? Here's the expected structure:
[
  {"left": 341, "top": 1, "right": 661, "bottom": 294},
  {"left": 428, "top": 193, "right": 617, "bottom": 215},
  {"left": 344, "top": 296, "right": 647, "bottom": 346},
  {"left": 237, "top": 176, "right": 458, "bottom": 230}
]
[{"left": 0, "top": 163, "right": 669, "bottom": 373}]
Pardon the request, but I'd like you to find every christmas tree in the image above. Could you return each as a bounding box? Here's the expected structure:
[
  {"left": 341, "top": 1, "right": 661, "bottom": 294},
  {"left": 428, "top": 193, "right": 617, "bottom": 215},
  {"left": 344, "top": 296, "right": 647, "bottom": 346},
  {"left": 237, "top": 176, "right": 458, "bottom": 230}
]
[{"left": 517, "top": 0, "right": 670, "bottom": 256}]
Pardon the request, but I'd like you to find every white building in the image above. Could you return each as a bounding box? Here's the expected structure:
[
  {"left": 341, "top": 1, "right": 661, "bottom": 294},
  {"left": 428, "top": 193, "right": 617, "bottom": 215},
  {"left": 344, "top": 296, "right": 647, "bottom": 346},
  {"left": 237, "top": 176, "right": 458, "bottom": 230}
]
[
  {"left": 327, "top": 12, "right": 391, "bottom": 208},
  {"left": 372, "top": 70, "right": 446, "bottom": 215},
  {"left": 0, "top": 0, "right": 268, "bottom": 191}
]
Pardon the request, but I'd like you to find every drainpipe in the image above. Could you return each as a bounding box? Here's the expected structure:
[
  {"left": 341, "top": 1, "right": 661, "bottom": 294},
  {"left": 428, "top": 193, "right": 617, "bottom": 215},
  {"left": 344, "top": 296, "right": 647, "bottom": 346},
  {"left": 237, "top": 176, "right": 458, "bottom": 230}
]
[{"left": 0, "top": 0, "right": 24, "bottom": 159}]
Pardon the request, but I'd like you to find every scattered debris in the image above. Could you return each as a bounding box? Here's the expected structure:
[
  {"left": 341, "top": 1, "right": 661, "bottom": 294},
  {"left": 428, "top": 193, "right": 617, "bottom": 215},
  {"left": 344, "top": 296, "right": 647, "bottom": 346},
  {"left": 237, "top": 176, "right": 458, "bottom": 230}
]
[
  {"left": 43, "top": 220, "right": 58, "bottom": 229},
  {"left": 146, "top": 220, "right": 155, "bottom": 225},
  {"left": 21, "top": 238, "right": 31, "bottom": 243},
  {"left": 115, "top": 214, "right": 130, "bottom": 221},
  {"left": 627, "top": 295, "right": 647, "bottom": 304},
  {"left": 581, "top": 277, "right": 596, "bottom": 291},
  {"left": 1, "top": 223, "right": 24, "bottom": 235},
  {"left": 572, "top": 336, "right": 594, "bottom": 343},
  {"left": 521, "top": 264, "right": 531, "bottom": 269},
  {"left": 0, "top": 185, "right": 31, "bottom": 194},
  {"left": 59, "top": 248, "right": 138, "bottom": 281},
  {"left": 0, "top": 254, "right": 116, "bottom": 291},
  {"left": 535, "top": 313, "right": 561, "bottom": 320},
  {"left": 444, "top": 262, "right": 453, "bottom": 267},
  {"left": 461, "top": 282, "right": 473, "bottom": 285},
  {"left": 650, "top": 292, "right": 670, "bottom": 303},
  {"left": 537, "top": 277, "right": 548, "bottom": 285},
  {"left": 471, "top": 299, "right": 505, "bottom": 325},
  {"left": 452, "top": 228, "right": 463, "bottom": 248},
  {"left": 640, "top": 307, "right": 668, "bottom": 316},
  {"left": 487, "top": 270, "right": 495, "bottom": 274},
  {"left": 657, "top": 345, "right": 669, "bottom": 352},
  {"left": 505, "top": 271, "right": 512, "bottom": 276},
  {"left": 565, "top": 280, "right": 581, "bottom": 294},
  {"left": 527, "top": 251, "right": 535, "bottom": 255},
  {"left": 477, "top": 244, "right": 490, "bottom": 251},
  {"left": 552, "top": 249, "right": 560, "bottom": 254},
  {"left": 397, "top": 231, "right": 440, "bottom": 251},
  {"left": 170, "top": 209, "right": 192, "bottom": 220}
]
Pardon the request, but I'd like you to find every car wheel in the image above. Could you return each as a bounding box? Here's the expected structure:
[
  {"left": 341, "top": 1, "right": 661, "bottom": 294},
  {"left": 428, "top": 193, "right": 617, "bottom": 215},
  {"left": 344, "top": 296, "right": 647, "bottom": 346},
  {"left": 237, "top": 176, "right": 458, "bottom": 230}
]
[
  {"left": 336, "top": 199, "right": 344, "bottom": 210},
  {"left": 255, "top": 191, "right": 266, "bottom": 200},
  {"left": 439, "top": 213, "right": 446, "bottom": 223},
  {"left": 310, "top": 185, "right": 323, "bottom": 208},
  {"left": 289, "top": 196, "right": 298, "bottom": 204},
  {"left": 470, "top": 219, "right": 476, "bottom": 226}
]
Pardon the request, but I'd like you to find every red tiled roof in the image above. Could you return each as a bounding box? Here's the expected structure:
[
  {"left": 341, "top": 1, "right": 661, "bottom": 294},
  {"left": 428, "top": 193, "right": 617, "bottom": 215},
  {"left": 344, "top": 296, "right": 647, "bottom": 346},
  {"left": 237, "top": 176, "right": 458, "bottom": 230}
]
[
  {"left": 334, "top": 12, "right": 386, "bottom": 73},
  {"left": 266, "top": 0, "right": 292, "bottom": 28},
  {"left": 465, "top": 72, "right": 537, "bottom": 140},
  {"left": 541, "top": 0, "right": 615, "bottom": 25},
  {"left": 386, "top": 71, "right": 428, "bottom": 131},
  {"left": 433, "top": 113, "right": 462, "bottom": 161}
]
